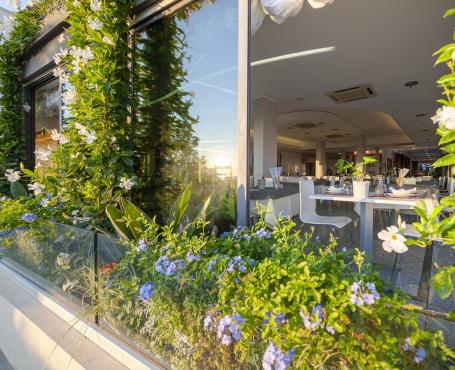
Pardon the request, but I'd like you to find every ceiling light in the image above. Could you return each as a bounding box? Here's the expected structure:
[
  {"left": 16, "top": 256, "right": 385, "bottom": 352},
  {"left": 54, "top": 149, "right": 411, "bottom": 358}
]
[
  {"left": 296, "top": 97, "right": 305, "bottom": 101},
  {"left": 251, "top": 46, "right": 336, "bottom": 67},
  {"left": 416, "top": 113, "right": 425, "bottom": 117},
  {"left": 404, "top": 81, "right": 419, "bottom": 89}
]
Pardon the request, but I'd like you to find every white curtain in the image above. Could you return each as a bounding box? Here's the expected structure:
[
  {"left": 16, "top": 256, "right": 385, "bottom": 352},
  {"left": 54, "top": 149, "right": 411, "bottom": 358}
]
[
  {"left": 251, "top": 0, "right": 266, "bottom": 35},
  {"left": 252, "top": 0, "right": 334, "bottom": 35},
  {"left": 308, "top": 0, "right": 334, "bottom": 9},
  {"left": 260, "top": 0, "right": 305, "bottom": 24}
]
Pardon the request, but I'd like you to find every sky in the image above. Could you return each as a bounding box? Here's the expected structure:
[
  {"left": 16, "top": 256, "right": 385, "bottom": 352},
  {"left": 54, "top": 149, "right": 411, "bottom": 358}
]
[{"left": 0, "top": 0, "right": 28, "bottom": 12}]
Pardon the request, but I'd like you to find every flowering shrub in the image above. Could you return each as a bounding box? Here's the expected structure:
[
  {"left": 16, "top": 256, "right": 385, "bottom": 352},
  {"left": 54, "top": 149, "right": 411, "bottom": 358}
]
[{"left": 94, "top": 214, "right": 453, "bottom": 369}]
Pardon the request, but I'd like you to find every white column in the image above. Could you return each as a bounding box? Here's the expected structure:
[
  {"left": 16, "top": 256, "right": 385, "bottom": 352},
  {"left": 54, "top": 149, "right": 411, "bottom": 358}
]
[
  {"left": 357, "top": 134, "right": 367, "bottom": 163},
  {"left": 253, "top": 98, "right": 277, "bottom": 184},
  {"left": 315, "top": 140, "right": 326, "bottom": 179},
  {"left": 375, "top": 146, "right": 380, "bottom": 173}
]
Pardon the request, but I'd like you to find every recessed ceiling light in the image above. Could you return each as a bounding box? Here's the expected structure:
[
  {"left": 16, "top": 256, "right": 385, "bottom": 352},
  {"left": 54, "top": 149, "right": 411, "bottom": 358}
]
[
  {"left": 416, "top": 113, "right": 425, "bottom": 117},
  {"left": 405, "top": 81, "right": 419, "bottom": 89},
  {"left": 422, "top": 129, "right": 429, "bottom": 132},
  {"left": 296, "top": 97, "right": 305, "bottom": 101}
]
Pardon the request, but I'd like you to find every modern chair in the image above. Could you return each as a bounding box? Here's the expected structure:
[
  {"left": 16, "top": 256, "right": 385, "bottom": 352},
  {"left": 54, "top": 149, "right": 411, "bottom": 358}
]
[{"left": 299, "top": 179, "right": 352, "bottom": 230}]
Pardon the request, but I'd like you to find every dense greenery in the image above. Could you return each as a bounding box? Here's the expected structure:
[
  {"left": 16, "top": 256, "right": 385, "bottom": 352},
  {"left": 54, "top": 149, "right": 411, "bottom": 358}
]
[{"left": 91, "top": 202, "right": 453, "bottom": 369}]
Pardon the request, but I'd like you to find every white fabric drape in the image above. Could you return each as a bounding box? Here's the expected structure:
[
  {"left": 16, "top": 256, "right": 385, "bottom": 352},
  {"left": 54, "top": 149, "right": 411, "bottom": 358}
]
[
  {"left": 260, "top": 0, "right": 305, "bottom": 24},
  {"left": 251, "top": 0, "right": 266, "bottom": 35},
  {"left": 308, "top": 0, "right": 334, "bottom": 9}
]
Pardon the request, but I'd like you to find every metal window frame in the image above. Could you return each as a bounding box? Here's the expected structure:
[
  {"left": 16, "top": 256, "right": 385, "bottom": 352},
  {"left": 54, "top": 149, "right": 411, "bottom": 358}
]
[
  {"left": 131, "top": 0, "right": 251, "bottom": 225},
  {"left": 23, "top": 68, "right": 60, "bottom": 167}
]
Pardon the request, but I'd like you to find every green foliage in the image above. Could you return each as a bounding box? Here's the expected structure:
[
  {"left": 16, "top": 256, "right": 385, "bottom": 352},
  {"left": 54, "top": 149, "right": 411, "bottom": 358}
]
[
  {"left": 94, "top": 215, "right": 453, "bottom": 369},
  {"left": 0, "top": 1, "right": 58, "bottom": 193},
  {"left": 335, "top": 156, "right": 377, "bottom": 181}
]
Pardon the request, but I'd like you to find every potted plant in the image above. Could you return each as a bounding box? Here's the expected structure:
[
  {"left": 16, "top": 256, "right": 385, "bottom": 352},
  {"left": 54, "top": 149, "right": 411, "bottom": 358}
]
[{"left": 335, "top": 156, "right": 377, "bottom": 198}]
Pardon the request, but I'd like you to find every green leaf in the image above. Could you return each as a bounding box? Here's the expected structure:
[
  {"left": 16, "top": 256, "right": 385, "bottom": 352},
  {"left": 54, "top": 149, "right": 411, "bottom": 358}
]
[
  {"left": 433, "top": 154, "right": 455, "bottom": 168},
  {"left": 444, "top": 8, "right": 455, "bottom": 18},
  {"left": 432, "top": 268, "right": 454, "bottom": 299},
  {"left": 10, "top": 181, "right": 27, "bottom": 199},
  {"left": 106, "top": 204, "right": 133, "bottom": 241},
  {"left": 168, "top": 182, "right": 192, "bottom": 232}
]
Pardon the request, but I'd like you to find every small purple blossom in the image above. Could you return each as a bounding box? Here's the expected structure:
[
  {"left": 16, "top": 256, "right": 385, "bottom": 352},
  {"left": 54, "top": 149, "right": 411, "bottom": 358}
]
[
  {"left": 403, "top": 337, "right": 412, "bottom": 351},
  {"left": 137, "top": 239, "right": 147, "bottom": 252},
  {"left": 155, "top": 255, "right": 170, "bottom": 275},
  {"left": 350, "top": 281, "right": 380, "bottom": 307},
  {"left": 220, "top": 231, "right": 231, "bottom": 239},
  {"left": 186, "top": 251, "right": 201, "bottom": 263},
  {"left": 414, "top": 348, "right": 426, "bottom": 363},
  {"left": 21, "top": 213, "right": 37, "bottom": 222},
  {"left": 326, "top": 325, "right": 335, "bottom": 335},
  {"left": 139, "top": 282, "right": 154, "bottom": 301},
  {"left": 262, "top": 342, "right": 295, "bottom": 370},
  {"left": 256, "top": 228, "right": 272, "bottom": 239},
  {"left": 203, "top": 313, "right": 216, "bottom": 332},
  {"left": 208, "top": 258, "right": 218, "bottom": 272},
  {"left": 216, "top": 314, "right": 243, "bottom": 346}
]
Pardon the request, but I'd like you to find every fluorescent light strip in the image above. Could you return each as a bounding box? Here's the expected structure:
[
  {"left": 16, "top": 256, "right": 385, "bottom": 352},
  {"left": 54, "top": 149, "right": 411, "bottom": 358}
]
[{"left": 251, "top": 46, "right": 335, "bottom": 67}]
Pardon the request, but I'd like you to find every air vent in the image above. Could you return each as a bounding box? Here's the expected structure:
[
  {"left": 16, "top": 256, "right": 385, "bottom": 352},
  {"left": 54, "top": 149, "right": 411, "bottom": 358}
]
[
  {"left": 325, "top": 134, "right": 343, "bottom": 139},
  {"left": 294, "top": 122, "right": 318, "bottom": 129},
  {"left": 326, "top": 83, "right": 377, "bottom": 103}
]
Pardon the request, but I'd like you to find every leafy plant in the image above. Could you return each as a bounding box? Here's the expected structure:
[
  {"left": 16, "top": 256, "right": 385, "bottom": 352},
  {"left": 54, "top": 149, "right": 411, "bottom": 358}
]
[{"left": 335, "top": 155, "right": 377, "bottom": 181}]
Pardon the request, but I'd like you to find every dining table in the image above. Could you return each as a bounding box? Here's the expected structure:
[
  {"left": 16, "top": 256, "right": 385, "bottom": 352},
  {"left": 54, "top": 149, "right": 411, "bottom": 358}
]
[{"left": 309, "top": 192, "right": 419, "bottom": 261}]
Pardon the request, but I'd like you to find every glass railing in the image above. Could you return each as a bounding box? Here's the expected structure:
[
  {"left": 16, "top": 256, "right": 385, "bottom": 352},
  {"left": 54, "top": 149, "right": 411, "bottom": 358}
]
[{"left": 0, "top": 221, "right": 170, "bottom": 368}]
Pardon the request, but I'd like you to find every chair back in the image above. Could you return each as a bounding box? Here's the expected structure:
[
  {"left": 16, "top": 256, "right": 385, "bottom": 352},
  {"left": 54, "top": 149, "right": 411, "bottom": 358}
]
[
  {"left": 299, "top": 179, "right": 317, "bottom": 221},
  {"left": 339, "top": 176, "right": 345, "bottom": 188}
]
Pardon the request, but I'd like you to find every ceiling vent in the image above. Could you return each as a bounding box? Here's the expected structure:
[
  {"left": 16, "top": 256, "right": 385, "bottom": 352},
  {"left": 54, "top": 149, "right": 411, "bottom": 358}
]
[
  {"left": 325, "top": 134, "right": 343, "bottom": 139},
  {"left": 326, "top": 83, "right": 377, "bottom": 103},
  {"left": 294, "top": 122, "right": 319, "bottom": 129}
]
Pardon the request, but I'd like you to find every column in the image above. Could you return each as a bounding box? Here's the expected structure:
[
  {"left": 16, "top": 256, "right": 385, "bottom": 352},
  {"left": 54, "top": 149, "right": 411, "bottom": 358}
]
[
  {"left": 253, "top": 98, "right": 277, "bottom": 184},
  {"left": 357, "top": 134, "right": 366, "bottom": 163},
  {"left": 374, "top": 146, "right": 380, "bottom": 173},
  {"left": 315, "top": 140, "right": 326, "bottom": 179}
]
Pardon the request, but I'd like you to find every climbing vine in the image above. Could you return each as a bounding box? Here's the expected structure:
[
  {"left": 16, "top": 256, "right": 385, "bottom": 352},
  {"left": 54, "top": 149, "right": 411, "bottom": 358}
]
[{"left": 0, "top": 1, "right": 58, "bottom": 193}]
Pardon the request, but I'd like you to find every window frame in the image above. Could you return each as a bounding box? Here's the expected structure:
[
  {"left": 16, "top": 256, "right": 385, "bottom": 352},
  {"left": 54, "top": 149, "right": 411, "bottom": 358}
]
[{"left": 130, "top": 0, "right": 251, "bottom": 225}]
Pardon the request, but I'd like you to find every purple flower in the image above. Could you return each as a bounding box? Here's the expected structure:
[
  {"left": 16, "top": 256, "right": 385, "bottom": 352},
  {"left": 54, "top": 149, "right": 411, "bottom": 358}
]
[
  {"left": 186, "top": 251, "right": 201, "bottom": 263},
  {"left": 46, "top": 193, "right": 53, "bottom": 199},
  {"left": 139, "top": 282, "right": 154, "bottom": 301},
  {"left": 220, "top": 231, "right": 231, "bottom": 239},
  {"left": 350, "top": 281, "right": 380, "bottom": 307},
  {"left": 137, "top": 239, "right": 147, "bottom": 252},
  {"left": 256, "top": 229, "right": 272, "bottom": 239},
  {"left": 21, "top": 213, "right": 37, "bottom": 222},
  {"left": 155, "top": 255, "right": 170, "bottom": 275},
  {"left": 326, "top": 325, "right": 335, "bottom": 335},
  {"left": 208, "top": 259, "right": 218, "bottom": 272},
  {"left": 221, "top": 334, "right": 232, "bottom": 346},
  {"left": 414, "top": 348, "right": 426, "bottom": 363},
  {"left": 232, "top": 314, "right": 245, "bottom": 325},
  {"left": 403, "top": 337, "right": 412, "bottom": 351},
  {"left": 262, "top": 342, "right": 295, "bottom": 370},
  {"left": 275, "top": 313, "right": 287, "bottom": 325},
  {"left": 203, "top": 313, "right": 215, "bottom": 332}
]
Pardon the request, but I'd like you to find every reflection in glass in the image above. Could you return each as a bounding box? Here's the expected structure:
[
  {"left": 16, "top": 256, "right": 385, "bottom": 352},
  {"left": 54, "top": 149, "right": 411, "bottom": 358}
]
[
  {"left": 133, "top": 0, "right": 239, "bottom": 221},
  {"left": 34, "top": 78, "right": 61, "bottom": 173}
]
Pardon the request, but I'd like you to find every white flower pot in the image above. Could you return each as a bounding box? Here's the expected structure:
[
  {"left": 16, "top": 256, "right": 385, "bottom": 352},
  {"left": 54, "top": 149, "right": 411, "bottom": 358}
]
[{"left": 353, "top": 181, "right": 370, "bottom": 198}]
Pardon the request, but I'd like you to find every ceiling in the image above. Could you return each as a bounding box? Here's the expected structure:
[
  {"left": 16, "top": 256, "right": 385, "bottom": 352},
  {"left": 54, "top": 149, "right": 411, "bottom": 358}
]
[{"left": 252, "top": 0, "right": 453, "bottom": 159}]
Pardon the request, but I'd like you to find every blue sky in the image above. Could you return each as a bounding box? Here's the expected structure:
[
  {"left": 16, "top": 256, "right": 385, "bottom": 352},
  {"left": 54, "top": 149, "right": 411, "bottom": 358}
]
[{"left": 0, "top": 0, "right": 28, "bottom": 12}]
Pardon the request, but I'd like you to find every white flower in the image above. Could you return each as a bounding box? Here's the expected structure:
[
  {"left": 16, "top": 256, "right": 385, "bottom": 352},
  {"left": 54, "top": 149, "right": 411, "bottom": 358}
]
[
  {"left": 378, "top": 226, "right": 408, "bottom": 253},
  {"left": 88, "top": 17, "right": 103, "bottom": 30},
  {"left": 23, "top": 103, "right": 31, "bottom": 113},
  {"left": 27, "top": 182, "right": 45, "bottom": 196},
  {"left": 53, "top": 47, "right": 69, "bottom": 64},
  {"left": 51, "top": 129, "right": 69, "bottom": 144},
  {"left": 119, "top": 177, "right": 135, "bottom": 191},
  {"left": 35, "top": 147, "right": 52, "bottom": 161},
  {"left": 103, "top": 36, "right": 115, "bottom": 46},
  {"left": 58, "top": 33, "right": 66, "bottom": 43},
  {"left": 62, "top": 87, "right": 77, "bottom": 106},
  {"left": 90, "top": 0, "right": 102, "bottom": 12},
  {"left": 53, "top": 67, "right": 69, "bottom": 83},
  {"left": 40, "top": 198, "right": 50, "bottom": 207},
  {"left": 0, "top": 195, "right": 8, "bottom": 202},
  {"left": 84, "top": 130, "right": 97, "bottom": 144},
  {"left": 431, "top": 106, "right": 455, "bottom": 130},
  {"left": 5, "top": 169, "right": 21, "bottom": 183}
]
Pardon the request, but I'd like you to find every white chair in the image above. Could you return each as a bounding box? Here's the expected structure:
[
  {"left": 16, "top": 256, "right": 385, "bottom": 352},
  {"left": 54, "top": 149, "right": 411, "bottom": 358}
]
[
  {"left": 404, "top": 177, "right": 416, "bottom": 185},
  {"left": 299, "top": 180, "right": 352, "bottom": 229}
]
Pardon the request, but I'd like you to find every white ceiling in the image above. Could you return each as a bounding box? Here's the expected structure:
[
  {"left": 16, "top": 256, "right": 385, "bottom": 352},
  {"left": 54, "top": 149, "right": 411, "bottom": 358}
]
[{"left": 252, "top": 0, "right": 453, "bottom": 158}]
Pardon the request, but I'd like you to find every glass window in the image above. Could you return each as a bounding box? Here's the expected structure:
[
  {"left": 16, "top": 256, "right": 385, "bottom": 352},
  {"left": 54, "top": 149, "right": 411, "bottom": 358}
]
[
  {"left": 133, "top": 0, "right": 239, "bottom": 222},
  {"left": 34, "top": 78, "right": 61, "bottom": 173}
]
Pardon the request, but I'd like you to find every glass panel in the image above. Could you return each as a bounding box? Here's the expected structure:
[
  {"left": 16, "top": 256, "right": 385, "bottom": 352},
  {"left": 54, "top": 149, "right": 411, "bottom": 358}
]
[
  {"left": 133, "top": 0, "right": 239, "bottom": 222},
  {"left": 3, "top": 222, "right": 94, "bottom": 304},
  {"left": 34, "top": 78, "right": 61, "bottom": 174}
]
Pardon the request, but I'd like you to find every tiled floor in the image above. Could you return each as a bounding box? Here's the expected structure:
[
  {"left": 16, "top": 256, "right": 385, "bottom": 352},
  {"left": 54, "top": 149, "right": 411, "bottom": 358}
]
[
  {"left": 297, "top": 200, "right": 455, "bottom": 345},
  {"left": 0, "top": 350, "right": 13, "bottom": 370}
]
